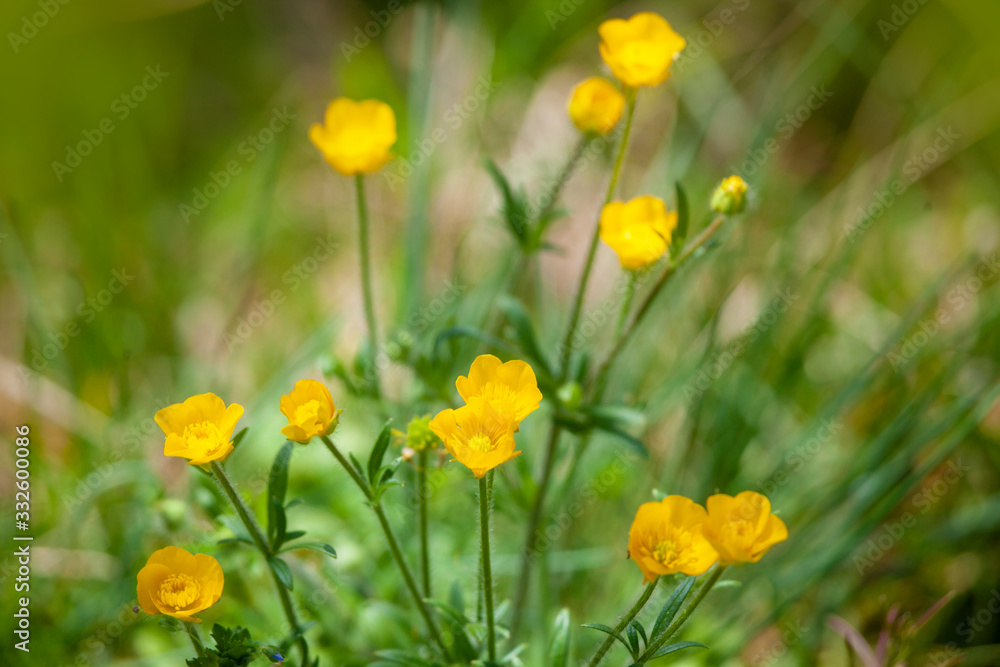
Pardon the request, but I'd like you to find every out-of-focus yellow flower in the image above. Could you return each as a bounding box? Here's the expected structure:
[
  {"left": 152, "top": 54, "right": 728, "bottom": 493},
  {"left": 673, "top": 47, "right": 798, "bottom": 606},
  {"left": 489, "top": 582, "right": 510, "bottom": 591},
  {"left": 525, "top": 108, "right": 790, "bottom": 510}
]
[
  {"left": 628, "top": 495, "right": 719, "bottom": 582},
  {"left": 710, "top": 175, "right": 749, "bottom": 215},
  {"left": 600, "top": 195, "right": 678, "bottom": 270},
  {"left": 399, "top": 414, "right": 438, "bottom": 452},
  {"left": 568, "top": 77, "right": 625, "bottom": 135},
  {"left": 598, "top": 12, "right": 686, "bottom": 88},
  {"left": 429, "top": 398, "right": 520, "bottom": 478},
  {"left": 703, "top": 491, "right": 788, "bottom": 564},
  {"left": 309, "top": 98, "right": 396, "bottom": 175},
  {"left": 136, "top": 546, "right": 224, "bottom": 623},
  {"left": 154, "top": 393, "right": 244, "bottom": 465},
  {"left": 279, "top": 379, "right": 341, "bottom": 444},
  {"left": 455, "top": 354, "right": 542, "bottom": 426}
]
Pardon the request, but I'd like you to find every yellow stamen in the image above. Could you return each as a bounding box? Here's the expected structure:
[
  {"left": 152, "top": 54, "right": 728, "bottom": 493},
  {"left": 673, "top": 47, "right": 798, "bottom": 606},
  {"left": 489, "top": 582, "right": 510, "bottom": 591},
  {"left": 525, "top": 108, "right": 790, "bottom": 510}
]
[{"left": 158, "top": 574, "right": 199, "bottom": 610}]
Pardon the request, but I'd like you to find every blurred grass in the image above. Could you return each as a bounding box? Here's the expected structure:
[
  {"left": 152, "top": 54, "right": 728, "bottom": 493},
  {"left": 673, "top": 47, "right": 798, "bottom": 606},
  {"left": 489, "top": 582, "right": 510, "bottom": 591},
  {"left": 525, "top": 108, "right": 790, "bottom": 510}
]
[{"left": 1, "top": 0, "right": 999, "bottom": 665}]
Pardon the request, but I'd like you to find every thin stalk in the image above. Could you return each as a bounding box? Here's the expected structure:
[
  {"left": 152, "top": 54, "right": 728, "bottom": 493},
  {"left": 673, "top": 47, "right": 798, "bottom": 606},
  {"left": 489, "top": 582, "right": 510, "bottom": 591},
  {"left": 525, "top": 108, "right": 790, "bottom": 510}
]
[
  {"left": 557, "top": 88, "right": 637, "bottom": 379},
  {"left": 510, "top": 420, "right": 562, "bottom": 638},
  {"left": 319, "top": 436, "right": 452, "bottom": 662},
  {"left": 587, "top": 577, "right": 660, "bottom": 667},
  {"left": 417, "top": 449, "right": 431, "bottom": 597},
  {"left": 184, "top": 621, "right": 206, "bottom": 658},
  {"left": 638, "top": 565, "right": 727, "bottom": 661},
  {"left": 209, "top": 462, "right": 308, "bottom": 666},
  {"left": 534, "top": 135, "right": 589, "bottom": 230},
  {"left": 355, "top": 174, "right": 380, "bottom": 395},
  {"left": 479, "top": 472, "right": 497, "bottom": 662},
  {"left": 591, "top": 214, "right": 726, "bottom": 395},
  {"left": 615, "top": 272, "right": 637, "bottom": 339}
]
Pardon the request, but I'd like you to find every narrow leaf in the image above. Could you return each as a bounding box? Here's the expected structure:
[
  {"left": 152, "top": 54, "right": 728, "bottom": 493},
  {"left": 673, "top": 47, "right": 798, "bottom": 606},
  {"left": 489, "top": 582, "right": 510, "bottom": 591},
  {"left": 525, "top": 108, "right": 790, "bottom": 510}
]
[
  {"left": 280, "top": 541, "right": 337, "bottom": 558},
  {"left": 368, "top": 420, "right": 393, "bottom": 486},
  {"left": 645, "top": 641, "right": 707, "bottom": 660},
  {"left": 672, "top": 181, "right": 689, "bottom": 253},
  {"left": 268, "top": 557, "right": 293, "bottom": 591},
  {"left": 651, "top": 576, "right": 696, "bottom": 639},
  {"left": 267, "top": 443, "right": 294, "bottom": 546},
  {"left": 549, "top": 608, "right": 571, "bottom": 667},
  {"left": 581, "top": 624, "right": 630, "bottom": 651}
]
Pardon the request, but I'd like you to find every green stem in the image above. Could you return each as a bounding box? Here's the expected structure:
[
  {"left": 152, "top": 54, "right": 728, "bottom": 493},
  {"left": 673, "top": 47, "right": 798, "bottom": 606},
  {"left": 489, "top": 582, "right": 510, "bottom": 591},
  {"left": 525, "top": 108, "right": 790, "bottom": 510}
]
[
  {"left": 638, "top": 566, "right": 727, "bottom": 662},
  {"left": 615, "top": 272, "right": 637, "bottom": 339},
  {"left": 209, "top": 462, "right": 308, "bottom": 666},
  {"left": 557, "top": 88, "right": 637, "bottom": 379},
  {"left": 591, "top": 214, "right": 726, "bottom": 396},
  {"left": 510, "top": 420, "right": 562, "bottom": 638},
  {"left": 480, "top": 472, "right": 497, "bottom": 662},
  {"left": 355, "top": 174, "right": 380, "bottom": 395},
  {"left": 534, "top": 135, "right": 589, "bottom": 230},
  {"left": 417, "top": 449, "right": 431, "bottom": 598},
  {"left": 587, "top": 577, "right": 660, "bottom": 667},
  {"left": 184, "top": 621, "right": 206, "bottom": 659},
  {"left": 320, "top": 436, "right": 452, "bottom": 662}
]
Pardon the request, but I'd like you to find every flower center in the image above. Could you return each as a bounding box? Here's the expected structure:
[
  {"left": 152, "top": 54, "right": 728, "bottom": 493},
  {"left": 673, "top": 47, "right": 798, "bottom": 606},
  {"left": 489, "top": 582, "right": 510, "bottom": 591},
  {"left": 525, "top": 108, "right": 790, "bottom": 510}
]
[
  {"left": 653, "top": 539, "right": 679, "bottom": 565},
  {"left": 479, "top": 383, "right": 520, "bottom": 417},
  {"left": 294, "top": 400, "right": 323, "bottom": 426},
  {"left": 158, "top": 574, "right": 199, "bottom": 610},
  {"left": 651, "top": 527, "right": 693, "bottom": 567},
  {"left": 467, "top": 433, "right": 494, "bottom": 453},
  {"left": 183, "top": 421, "right": 225, "bottom": 455}
]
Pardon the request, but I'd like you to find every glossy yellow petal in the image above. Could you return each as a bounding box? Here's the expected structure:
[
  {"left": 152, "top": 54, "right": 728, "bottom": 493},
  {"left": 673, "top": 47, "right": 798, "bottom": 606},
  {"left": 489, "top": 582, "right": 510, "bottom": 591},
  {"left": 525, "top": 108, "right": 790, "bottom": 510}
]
[
  {"left": 703, "top": 491, "right": 788, "bottom": 564},
  {"left": 628, "top": 496, "right": 718, "bottom": 582},
  {"left": 279, "top": 379, "right": 340, "bottom": 444},
  {"left": 455, "top": 354, "right": 542, "bottom": 425},
  {"left": 136, "top": 547, "right": 224, "bottom": 623},
  {"left": 568, "top": 77, "right": 625, "bottom": 135},
  {"left": 600, "top": 195, "right": 677, "bottom": 270},
  {"left": 598, "top": 12, "right": 686, "bottom": 88},
  {"left": 310, "top": 98, "right": 396, "bottom": 175}
]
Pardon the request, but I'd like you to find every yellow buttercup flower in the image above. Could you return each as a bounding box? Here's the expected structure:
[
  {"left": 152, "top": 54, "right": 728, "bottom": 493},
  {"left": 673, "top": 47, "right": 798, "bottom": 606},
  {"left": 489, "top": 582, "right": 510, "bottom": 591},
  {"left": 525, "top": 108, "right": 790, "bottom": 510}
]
[
  {"left": 279, "top": 379, "right": 341, "bottom": 444},
  {"left": 455, "top": 354, "right": 542, "bottom": 426},
  {"left": 599, "top": 12, "right": 686, "bottom": 88},
  {"left": 703, "top": 491, "right": 788, "bottom": 564},
  {"left": 599, "top": 195, "right": 678, "bottom": 270},
  {"left": 429, "top": 398, "right": 520, "bottom": 478},
  {"left": 136, "top": 546, "right": 224, "bottom": 623},
  {"left": 154, "top": 393, "right": 244, "bottom": 465},
  {"left": 568, "top": 77, "right": 625, "bottom": 135},
  {"left": 309, "top": 98, "right": 396, "bottom": 175},
  {"left": 628, "top": 495, "right": 719, "bottom": 582},
  {"left": 710, "top": 175, "right": 749, "bottom": 215}
]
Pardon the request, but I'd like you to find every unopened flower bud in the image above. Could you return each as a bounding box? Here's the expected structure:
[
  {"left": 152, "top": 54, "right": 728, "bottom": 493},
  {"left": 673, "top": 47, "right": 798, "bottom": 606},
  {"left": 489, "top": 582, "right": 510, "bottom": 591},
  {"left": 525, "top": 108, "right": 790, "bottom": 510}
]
[{"left": 710, "top": 175, "right": 748, "bottom": 215}]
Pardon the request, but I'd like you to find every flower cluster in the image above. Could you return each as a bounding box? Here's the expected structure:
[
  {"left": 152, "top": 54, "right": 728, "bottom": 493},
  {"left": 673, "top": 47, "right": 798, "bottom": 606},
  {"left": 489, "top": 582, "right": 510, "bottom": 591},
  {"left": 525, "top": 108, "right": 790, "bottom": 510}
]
[
  {"left": 628, "top": 491, "right": 787, "bottom": 582},
  {"left": 430, "top": 354, "right": 542, "bottom": 477}
]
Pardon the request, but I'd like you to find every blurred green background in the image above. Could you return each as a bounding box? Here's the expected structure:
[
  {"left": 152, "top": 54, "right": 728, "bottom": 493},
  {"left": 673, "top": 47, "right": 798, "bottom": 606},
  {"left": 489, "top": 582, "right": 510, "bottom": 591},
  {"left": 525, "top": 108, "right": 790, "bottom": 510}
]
[{"left": 2, "top": 0, "right": 999, "bottom": 664}]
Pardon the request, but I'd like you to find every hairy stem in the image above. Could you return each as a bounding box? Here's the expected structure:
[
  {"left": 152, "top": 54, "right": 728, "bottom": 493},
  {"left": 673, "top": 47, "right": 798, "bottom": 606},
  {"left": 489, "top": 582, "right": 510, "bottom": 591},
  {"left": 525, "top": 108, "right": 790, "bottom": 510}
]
[
  {"left": 587, "top": 577, "right": 660, "bottom": 667},
  {"left": 638, "top": 566, "right": 726, "bottom": 661},
  {"left": 418, "top": 449, "right": 431, "bottom": 598},
  {"left": 480, "top": 472, "right": 497, "bottom": 662},
  {"left": 355, "top": 174, "right": 380, "bottom": 395},
  {"left": 209, "top": 462, "right": 308, "bottom": 665}
]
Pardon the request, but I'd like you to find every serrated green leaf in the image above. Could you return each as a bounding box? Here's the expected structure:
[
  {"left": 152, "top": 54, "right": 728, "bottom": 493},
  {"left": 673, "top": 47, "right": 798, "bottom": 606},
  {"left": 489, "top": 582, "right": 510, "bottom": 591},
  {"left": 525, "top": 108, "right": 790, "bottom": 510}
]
[
  {"left": 368, "top": 420, "right": 393, "bottom": 486},
  {"left": 268, "top": 557, "right": 293, "bottom": 591},
  {"left": 651, "top": 576, "right": 696, "bottom": 639},
  {"left": 549, "top": 608, "right": 571, "bottom": 667}
]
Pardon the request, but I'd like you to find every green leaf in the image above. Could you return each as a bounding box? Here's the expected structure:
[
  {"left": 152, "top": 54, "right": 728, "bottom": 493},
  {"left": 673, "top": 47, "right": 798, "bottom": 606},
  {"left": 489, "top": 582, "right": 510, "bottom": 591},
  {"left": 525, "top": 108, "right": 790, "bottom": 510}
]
[
  {"left": 186, "top": 624, "right": 259, "bottom": 667},
  {"left": 367, "top": 420, "right": 393, "bottom": 487},
  {"left": 645, "top": 641, "right": 707, "bottom": 660},
  {"left": 651, "top": 576, "right": 696, "bottom": 639},
  {"left": 373, "top": 649, "right": 439, "bottom": 667},
  {"left": 629, "top": 619, "right": 647, "bottom": 650},
  {"left": 347, "top": 452, "right": 368, "bottom": 485},
  {"left": 484, "top": 158, "right": 531, "bottom": 246},
  {"left": 672, "top": 181, "right": 689, "bottom": 255},
  {"left": 581, "top": 624, "right": 631, "bottom": 652},
  {"left": 280, "top": 541, "right": 337, "bottom": 558},
  {"left": 283, "top": 529, "right": 306, "bottom": 542},
  {"left": 549, "top": 609, "right": 571, "bottom": 667},
  {"left": 498, "top": 294, "right": 554, "bottom": 378},
  {"left": 285, "top": 498, "right": 304, "bottom": 510},
  {"left": 231, "top": 427, "right": 250, "bottom": 452},
  {"left": 267, "top": 443, "right": 294, "bottom": 547},
  {"left": 426, "top": 599, "right": 477, "bottom": 661},
  {"left": 268, "top": 557, "right": 293, "bottom": 591},
  {"left": 626, "top": 622, "right": 640, "bottom": 656}
]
